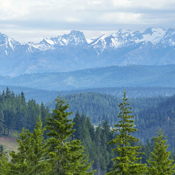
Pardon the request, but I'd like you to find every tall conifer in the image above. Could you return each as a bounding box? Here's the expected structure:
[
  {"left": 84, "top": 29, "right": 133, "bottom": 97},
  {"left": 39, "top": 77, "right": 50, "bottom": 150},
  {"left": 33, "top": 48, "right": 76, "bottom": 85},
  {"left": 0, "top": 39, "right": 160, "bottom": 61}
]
[
  {"left": 0, "top": 150, "right": 10, "bottom": 175},
  {"left": 0, "top": 110, "right": 4, "bottom": 134},
  {"left": 9, "top": 117, "right": 50, "bottom": 174},
  {"left": 147, "top": 129, "right": 175, "bottom": 175},
  {"left": 107, "top": 92, "right": 147, "bottom": 175},
  {"left": 46, "top": 95, "right": 95, "bottom": 175}
]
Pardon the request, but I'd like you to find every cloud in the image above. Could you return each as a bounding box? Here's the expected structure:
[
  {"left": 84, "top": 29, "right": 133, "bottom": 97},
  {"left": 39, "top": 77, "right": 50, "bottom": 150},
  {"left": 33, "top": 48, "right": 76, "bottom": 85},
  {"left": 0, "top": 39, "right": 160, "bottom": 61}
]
[{"left": 0, "top": 0, "right": 175, "bottom": 42}]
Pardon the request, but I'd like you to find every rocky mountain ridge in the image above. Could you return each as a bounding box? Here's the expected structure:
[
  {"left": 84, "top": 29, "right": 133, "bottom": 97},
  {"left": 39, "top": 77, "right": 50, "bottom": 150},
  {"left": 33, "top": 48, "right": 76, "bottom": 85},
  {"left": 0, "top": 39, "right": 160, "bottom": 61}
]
[{"left": 0, "top": 27, "right": 175, "bottom": 76}]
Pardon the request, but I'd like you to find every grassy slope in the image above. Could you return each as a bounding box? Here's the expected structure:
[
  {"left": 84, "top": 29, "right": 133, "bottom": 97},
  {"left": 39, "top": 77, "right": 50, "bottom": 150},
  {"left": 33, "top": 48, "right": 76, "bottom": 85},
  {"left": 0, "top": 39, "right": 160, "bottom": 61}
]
[{"left": 0, "top": 136, "right": 18, "bottom": 159}]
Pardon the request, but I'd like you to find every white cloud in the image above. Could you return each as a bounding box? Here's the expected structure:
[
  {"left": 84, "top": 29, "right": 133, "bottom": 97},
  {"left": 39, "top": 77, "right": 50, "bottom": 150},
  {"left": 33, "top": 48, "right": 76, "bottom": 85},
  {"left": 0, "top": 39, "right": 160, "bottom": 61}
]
[
  {"left": 65, "top": 17, "right": 81, "bottom": 22},
  {"left": 102, "top": 12, "right": 142, "bottom": 24},
  {"left": 0, "top": 0, "right": 175, "bottom": 42}
]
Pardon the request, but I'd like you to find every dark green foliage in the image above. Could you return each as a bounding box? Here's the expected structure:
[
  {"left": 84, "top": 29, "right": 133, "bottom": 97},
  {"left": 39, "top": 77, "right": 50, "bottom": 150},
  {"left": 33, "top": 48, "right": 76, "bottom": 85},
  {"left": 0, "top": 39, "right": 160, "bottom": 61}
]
[
  {"left": 9, "top": 128, "right": 30, "bottom": 174},
  {"left": 1, "top": 85, "right": 175, "bottom": 104},
  {"left": 0, "top": 87, "right": 51, "bottom": 136},
  {"left": 46, "top": 92, "right": 166, "bottom": 126},
  {"left": 0, "top": 110, "right": 4, "bottom": 134},
  {"left": 147, "top": 129, "right": 175, "bottom": 175},
  {"left": 0, "top": 150, "right": 9, "bottom": 175},
  {"left": 136, "top": 94, "right": 175, "bottom": 149},
  {"left": 139, "top": 138, "right": 155, "bottom": 165},
  {"left": 25, "top": 116, "right": 50, "bottom": 174},
  {"left": 9, "top": 117, "right": 50, "bottom": 174},
  {"left": 46, "top": 92, "right": 175, "bottom": 150},
  {"left": 107, "top": 92, "right": 147, "bottom": 175},
  {"left": 46, "top": 95, "right": 95, "bottom": 175},
  {"left": 72, "top": 113, "right": 115, "bottom": 175}
]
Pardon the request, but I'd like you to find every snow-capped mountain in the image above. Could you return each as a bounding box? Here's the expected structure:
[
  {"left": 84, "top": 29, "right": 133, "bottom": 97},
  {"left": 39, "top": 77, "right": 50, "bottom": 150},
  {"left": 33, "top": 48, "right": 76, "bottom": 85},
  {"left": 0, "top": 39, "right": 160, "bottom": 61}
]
[
  {"left": 0, "top": 32, "right": 21, "bottom": 54},
  {"left": 91, "top": 28, "right": 168, "bottom": 50},
  {"left": 1, "top": 28, "right": 175, "bottom": 76},
  {"left": 26, "top": 30, "right": 88, "bottom": 52}
]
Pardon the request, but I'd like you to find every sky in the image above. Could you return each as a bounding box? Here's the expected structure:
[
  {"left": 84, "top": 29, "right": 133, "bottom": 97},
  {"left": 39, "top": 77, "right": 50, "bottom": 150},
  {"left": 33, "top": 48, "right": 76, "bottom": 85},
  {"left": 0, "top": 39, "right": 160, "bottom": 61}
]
[{"left": 0, "top": 0, "right": 175, "bottom": 43}]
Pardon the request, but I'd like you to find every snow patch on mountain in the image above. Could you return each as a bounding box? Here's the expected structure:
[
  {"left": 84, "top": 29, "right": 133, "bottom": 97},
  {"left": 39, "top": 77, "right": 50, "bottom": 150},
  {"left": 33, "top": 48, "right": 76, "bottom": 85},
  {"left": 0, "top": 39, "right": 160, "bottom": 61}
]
[
  {"left": 136, "top": 28, "right": 166, "bottom": 44},
  {"left": 160, "top": 28, "right": 175, "bottom": 46}
]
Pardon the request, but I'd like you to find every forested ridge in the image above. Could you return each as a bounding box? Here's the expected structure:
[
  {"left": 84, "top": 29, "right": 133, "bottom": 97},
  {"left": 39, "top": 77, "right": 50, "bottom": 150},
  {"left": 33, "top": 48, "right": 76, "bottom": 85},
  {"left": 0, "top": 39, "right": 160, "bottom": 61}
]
[
  {"left": 0, "top": 87, "right": 51, "bottom": 135},
  {"left": 1, "top": 88, "right": 175, "bottom": 174}
]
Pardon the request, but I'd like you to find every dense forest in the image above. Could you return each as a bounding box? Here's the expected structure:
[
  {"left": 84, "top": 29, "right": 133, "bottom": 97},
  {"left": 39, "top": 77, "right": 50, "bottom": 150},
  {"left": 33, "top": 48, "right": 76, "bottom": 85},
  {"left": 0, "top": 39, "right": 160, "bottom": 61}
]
[
  {"left": 60, "top": 86, "right": 175, "bottom": 98},
  {"left": 1, "top": 88, "right": 175, "bottom": 174},
  {"left": 46, "top": 92, "right": 175, "bottom": 149},
  {"left": 1, "top": 85, "right": 175, "bottom": 104},
  {"left": 46, "top": 92, "right": 168, "bottom": 123},
  {"left": 0, "top": 87, "right": 51, "bottom": 135}
]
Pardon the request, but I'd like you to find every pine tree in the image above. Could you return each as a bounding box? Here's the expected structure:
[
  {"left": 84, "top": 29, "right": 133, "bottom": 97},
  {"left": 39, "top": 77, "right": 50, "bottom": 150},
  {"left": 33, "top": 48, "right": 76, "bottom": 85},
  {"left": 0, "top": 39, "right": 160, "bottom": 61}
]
[
  {"left": 0, "top": 110, "right": 4, "bottom": 134},
  {"left": 147, "top": 128, "right": 175, "bottom": 175},
  {"left": 9, "top": 128, "right": 31, "bottom": 174},
  {"left": 26, "top": 116, "right": 51, "bottom": 174},
  {"left": 46, "top": 95, "right": 95, "bottom": 175},
  {"left": 9, "top": 117, "right": 50, "bottom": 174},
  {"left": 107, "top": 92, "right": 147, "bottom": 175},
  {"left": 0, "top": 150, "right": 10, "bottom": 175}
]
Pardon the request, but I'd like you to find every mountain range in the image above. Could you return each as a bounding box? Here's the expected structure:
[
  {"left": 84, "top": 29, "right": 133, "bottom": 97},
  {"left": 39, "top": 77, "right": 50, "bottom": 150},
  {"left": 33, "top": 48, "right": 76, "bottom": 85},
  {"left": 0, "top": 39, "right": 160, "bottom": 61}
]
[{"left": 1, "top": 27, "right": 175, "bottom": 76}]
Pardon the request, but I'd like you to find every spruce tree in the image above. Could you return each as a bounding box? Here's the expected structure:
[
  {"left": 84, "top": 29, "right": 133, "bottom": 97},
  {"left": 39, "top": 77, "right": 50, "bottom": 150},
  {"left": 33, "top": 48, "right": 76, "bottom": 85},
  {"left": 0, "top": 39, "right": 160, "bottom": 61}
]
[
  {"left": 147, "top": 128, "right": 175, "bottom": 175},
  {"left": 46, "top": 95, "right": 95, "bottom": 175},
  {"left": 26, "top": 116, "right": 51, "bottom": 174},
  {"left": 0, "top": 110, "right": 4, "bottom": 134},
  {"left": 9, "top": 117, "right": 50, "bottom": 174},
  {"left": 9, "top": 128, "right": 30, "bottom": 174},
  {"left": 107, "top": 92, "right": 147, "bottom": 175},
  {"left": 0, "top": 150, "right": 10, "bottom": 175}
]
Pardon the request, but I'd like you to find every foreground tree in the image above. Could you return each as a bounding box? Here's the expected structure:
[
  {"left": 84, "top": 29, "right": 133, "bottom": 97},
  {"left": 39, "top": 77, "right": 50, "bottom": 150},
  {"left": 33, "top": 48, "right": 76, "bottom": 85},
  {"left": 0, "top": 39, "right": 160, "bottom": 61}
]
[
  {"left": 9, "top": 117, "right": 50, "bottom": 174},
  {"left": 147, "top": 129, "right": 175, "bottom": 175},
  {"left": 107, "top": 92, "right": 147, "bottom": 175},
  {"left": 46, "top": 95, "right": 95, "bottom": 175},
  {"left": 0, "top": 150, "right": 10, "bottom": 175},
  {"left": 9, "top": 128, "right": 30, "bottom": 174}
]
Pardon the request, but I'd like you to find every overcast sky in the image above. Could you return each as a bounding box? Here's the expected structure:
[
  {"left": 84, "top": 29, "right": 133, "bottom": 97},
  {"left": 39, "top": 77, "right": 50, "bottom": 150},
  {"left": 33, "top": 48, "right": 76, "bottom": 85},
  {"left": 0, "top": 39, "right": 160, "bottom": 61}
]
[{"left": 0, "top": 0, "right": 175, "bottom": 43}]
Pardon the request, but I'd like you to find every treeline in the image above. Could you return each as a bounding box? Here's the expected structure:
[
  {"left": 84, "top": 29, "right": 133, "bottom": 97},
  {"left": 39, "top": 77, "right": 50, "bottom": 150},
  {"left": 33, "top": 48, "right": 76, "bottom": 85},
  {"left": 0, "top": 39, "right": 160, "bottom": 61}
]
[
  {"left": 72, "top": 112, "right": 115, "bottom": 174},
  {"left": 46, "top": 92, "right": 175, "bottom": 148},
  {"left": 46, "top": 92, "right": 167, "bottom": 125},
  {"left": 60, "top": 86, "right": 175, "bottom": 98},
  {"left": 1, "top": 92, "right": 175, "bottom": 174},
  {"left": 0, "top": 87, "right": 51, "bottom": 136}
]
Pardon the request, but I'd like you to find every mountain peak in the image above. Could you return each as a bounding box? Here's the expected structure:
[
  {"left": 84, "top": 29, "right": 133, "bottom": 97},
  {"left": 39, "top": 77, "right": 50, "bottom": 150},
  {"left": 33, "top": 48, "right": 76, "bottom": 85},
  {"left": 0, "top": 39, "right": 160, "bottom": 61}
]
[{"left": 49, "top": 30, "right": 88, "bottom": 46}]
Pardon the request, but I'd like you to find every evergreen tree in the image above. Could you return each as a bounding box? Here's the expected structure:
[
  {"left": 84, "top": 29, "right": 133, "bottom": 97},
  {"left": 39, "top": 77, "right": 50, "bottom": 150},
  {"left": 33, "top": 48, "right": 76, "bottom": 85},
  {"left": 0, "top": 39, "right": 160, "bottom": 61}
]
[
  {"left": 73, "top": 111, "right": 82, "bottom": 140},
  {"left": 21, "top": 91, "right": 26, "bottom": 106},
  {"left": 26, "top": 116, "right": 50, "bottom": 174},
  {"left": 9, "top": 128, "right": 31, "bottom": 174},
  {"left": 46, "top": 95, "right": 95, "bottom": 175},
  {"left": 5, "top": 87, "right": 11, "bottom": 100},
  {"left": 0, "top": 110, "right": 4, "bottom": 134},
  {"left": 9, "top": 117, "right": 50, "bottom": 174},
  {"left": 0, "top": 150, "right": 10, "bottom": 175},
  {"left": 147, "top": 129, "right": 175, "bottom": 175},
  {"left": 107, "top": 92, "right": 147, "bottom": 175}
]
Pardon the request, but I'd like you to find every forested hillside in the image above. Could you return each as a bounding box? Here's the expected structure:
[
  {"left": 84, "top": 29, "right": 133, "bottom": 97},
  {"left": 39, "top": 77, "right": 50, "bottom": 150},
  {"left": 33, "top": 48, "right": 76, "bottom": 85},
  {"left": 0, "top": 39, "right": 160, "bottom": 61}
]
[
  {"left": 60, "top": 86, "right": 175, "bottom": 98},
  {"left": 46, "top": 92, "right": 167, "bottom": 125},
  {"left": 1, "top": 90, "right": 175, "bottom": 174},
  {"left": 46, "top": 92, "right": 175, "bottom": 149},
  {"left": 1, "top": 85, "right": 175, "bottom": 104},
  {"left": 1, "top": 89, "right": 175, "bottom": 174},
  {"left": 0, "top": 87, "right": 51, "bottom": 136}
]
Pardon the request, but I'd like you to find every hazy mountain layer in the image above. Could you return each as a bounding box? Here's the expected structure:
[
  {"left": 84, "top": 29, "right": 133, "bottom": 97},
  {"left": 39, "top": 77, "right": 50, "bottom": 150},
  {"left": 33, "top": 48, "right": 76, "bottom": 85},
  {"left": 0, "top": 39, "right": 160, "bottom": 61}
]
[{"left": 0, "top": 65, "right": 175, "bottom": 91}]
